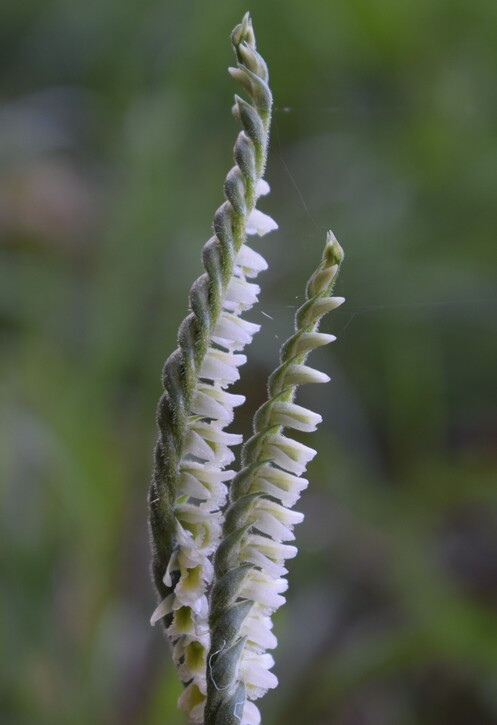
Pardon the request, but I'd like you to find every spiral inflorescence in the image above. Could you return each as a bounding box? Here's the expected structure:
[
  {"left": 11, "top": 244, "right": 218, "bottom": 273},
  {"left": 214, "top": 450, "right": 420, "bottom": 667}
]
[
  {"left": 148, "top": 12, "right": 276, "bottom": 722},
  {"left": 205, "top": 233, "right": 345, "bottom": 725}
]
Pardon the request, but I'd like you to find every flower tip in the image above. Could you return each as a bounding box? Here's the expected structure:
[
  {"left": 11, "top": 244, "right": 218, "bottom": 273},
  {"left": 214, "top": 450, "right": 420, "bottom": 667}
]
[
  {"left": 232, "top": 12, "right": 255, "bottom": 49},
  {"left": 324, "top": 230, "right": 344, "bottom": 266}
]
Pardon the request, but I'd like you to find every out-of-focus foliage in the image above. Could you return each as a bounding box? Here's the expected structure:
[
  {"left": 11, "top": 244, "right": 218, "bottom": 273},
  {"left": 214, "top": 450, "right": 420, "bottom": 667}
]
[{"left": 1, "top": 1, "right": 496, "bottom": 724}]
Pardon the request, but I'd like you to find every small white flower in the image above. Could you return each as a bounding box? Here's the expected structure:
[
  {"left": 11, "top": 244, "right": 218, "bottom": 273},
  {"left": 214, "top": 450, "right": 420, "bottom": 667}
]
[
  {"left": 212, "top": 312, "right": 261, "bottom": 350},
  {"left": 245, "top": 208, "right": 278, "bottom": 236},
  {"left": 200, "top": 349, "right": 247, "bottom": 385},
  {"left": 166, "top": 596, "right": 208, "bottom": 638},
  {"left": 283, "top": 363, "right": 331, "bottom": 386},
  {"left": 239, "top": 650, "right": 279, "bottom": 699},
  {"left": 240, "top": 569, "right": 288, "bottom": 611},
  {"left": 241, "top": 606, "right": 277, "bottom": 651},
  {"left": 269, "top": 401, "right": 322, "bottom": 432},
  {"left": 183, "top": 427, "right": 217, "bottom": 462},
  {"left": 255, "top": 179, "right": 270, "bottom": 198},
  {"left": 177, "top": 682, "right": 206, "bottom": 723},
  {"left": 262, "top": 433, "right": 317, "bottom": 476},
  {"left": 187, "top": 420, "right": 242, "bottom": 467},
  {"left": 236, "top": 244, "right": 268, "bottom": 277},
  {"left": 293, "top": 331, "right": 336, "bottom": 353},
  {"left": 224, "top": 276, "right": 261, "bottom": 309},
  {"left": 253, "top": 466, "right": 309, "bottom": 507}
]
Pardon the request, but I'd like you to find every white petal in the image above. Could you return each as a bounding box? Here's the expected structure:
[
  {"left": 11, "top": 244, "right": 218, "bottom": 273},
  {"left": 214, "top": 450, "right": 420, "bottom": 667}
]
[
  {"left": 250, "top": 476, "right": 304, "bottom": 507},
  {"left": 181, "top": 461, "right": 235, "bottom": 485},
  {"left": 255, "top": 179, "right": 270, "bottom": 198},
  {"left": 176, "top": 502, "right": 223, "bottom": 526},
  {"left": 258, "top": 498, "right": 305, "bottom": 527},
  {"left": 269, "top": 401, "right": 322, "bottom": 432},
  {"left": 241, "top": 612, "right": 278, "bottom": 651},
  {"left": 189, "top": 420, "right": 243, "bottom": 447},
  {"left": 245, "top": 534, "right": 298, "bottom": 563},
  {"left": 262, "top": 466, "right": 309, "bottom": 493},
  {"left": 197, "top": 383, "right": 245, "bottom": 411},
  {"left": 294, "top": 331, "right": 337, "bottom": 354},
  {"left": 236, "top": 244, "right": 268, "bottom": 277},
  {"left": 175, "top": 562, "right": 212, "bottom": 606},
  {"left": 224, "top": 276, "right": 260, "bottom": 307},
  {"left": 177, "top": 682, "right": 206, "bottom": 723},
  {"left": 179, "top": 464, "right": 233, "bottom": 510},
  {"left": 191, "top": 390, "right": 232, "bottom": 421},
  {"left": 179, "top": 470, "right": 212, "bottom": 500},
  {"left": 328, "top": 295, "right": 345, "bottom": 309},
  {"left": 246, "top": 209, "right": 278, "bottom": 237},
  {"left": 241, "top": 701, "right": 261, "bottom": 725},
  {"left": 241, "top": 546, "right": 288, "bottom": 578},
  {"left": 150, "top": 593, "right": 174, "bottom": 625},
  {"left": 283, "top": 363, "right": 330, "bottom": 386},
  {"left": 251, "top": 468, "right": 309, "bottom": 506},
  {"left": 199, "top": 349, "right": 246, "bottom": 385},
  {"left": 251, "top": 499, "right": 304, "bottom": 540},
  {"left": 167, "top": 597, "right": 209, "bottom": 638},
  {"left": 164, "top": 550, "right": 179, "bottom": 586},
  {"left": 183, "top": 428, "right": 216, "bottom": 462},
  {"left": 312, "top": 296, "right": 345, "bottom": 316},
  {"left": 192, "top": 384, "right": 245, "bottom": 422},
  {"left": 250, "top": 509, "right": 296, "bottom": 542},
  {"left": 212, "top": 312, "right": 261, "bottom": 348},
  {"left": 263, "top": 441, "right": 315, "bottom": 476},
  {"left": 268, "top": 434, "right": 316, "bottom": 467},
  {"left": 239, "top": 651, "right": 278, "bottom": 698},
  {"left": 240, "top": 571, "right": 287, "bottom": 610}
]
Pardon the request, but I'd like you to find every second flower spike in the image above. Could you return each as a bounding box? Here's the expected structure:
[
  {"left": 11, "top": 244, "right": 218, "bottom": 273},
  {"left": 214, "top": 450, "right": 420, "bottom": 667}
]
[{"left": 205, "top": 232, "right": 345, "bottom": 725}]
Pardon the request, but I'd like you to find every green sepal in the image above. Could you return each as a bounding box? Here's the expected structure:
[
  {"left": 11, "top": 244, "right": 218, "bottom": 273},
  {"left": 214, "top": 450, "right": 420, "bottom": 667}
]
[
  {"left": 294, "top": 295, "right": 338, "bottom": 328},
  {"left": 235, "top": 94, "right": 266, "bottom": 144},
  {"left": 205, "top": 674, "right": 246, "bottom": 725},
  {"left": 253, "top": 392, "right": 287, "bottom": 431},
  {"left": 237, "top": 65, "right": 272, "bottom": 117},
  {"left": 188, "top": 276, "right": 212, "bottom": 332},
  {"left": 238, "top": 42, "right": 269, "bottom": 82},
  {"left": 234, "top": 133, "right": 257, "bottom": 192},
  {"left": 224, "top": 166, "right": 247, "bottom": 216},
  {"left": 208, "top": 636, "right": 246, "bottom": 693},
  {"left": 211, "top": 599, "right": 253, "bottom": 650},
  {"left": 242, "top": 425, "right": 280, "bottom": 466},
  {"left": 216, "top": 681, "right": 247, "bottom": 725},
  {"left": 267, "top": 362, "right": 292, "bottom": 398},
  {"left": 214, "top": 525, "right": 250, "bottom": 578},
  {"left": 210, "top": 564, "right": 252, "bottom": 618},
  {"left": 230, "top": 461, "right": 268, "bottom": 501},
  {"left": 223, "top": 493, "right": 261, "bottom": 535}
]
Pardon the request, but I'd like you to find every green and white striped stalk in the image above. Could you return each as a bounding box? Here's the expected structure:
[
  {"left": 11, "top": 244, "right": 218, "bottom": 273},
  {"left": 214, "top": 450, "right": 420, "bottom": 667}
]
[
  {"left": 205, "top": 232, "right": 345, "bottom": 725},
  {"left": 148, "top": 13, "right": 275, "bottom": 721}
]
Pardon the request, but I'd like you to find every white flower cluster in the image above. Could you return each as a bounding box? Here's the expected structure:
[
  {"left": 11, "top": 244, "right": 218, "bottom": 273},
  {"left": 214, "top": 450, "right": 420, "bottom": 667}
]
[
  {"left": 151, "top": 180, "right": 277, "bottom": 721},
  {"left": 229, "top": 294, "right": 345, "bottom": 725}
]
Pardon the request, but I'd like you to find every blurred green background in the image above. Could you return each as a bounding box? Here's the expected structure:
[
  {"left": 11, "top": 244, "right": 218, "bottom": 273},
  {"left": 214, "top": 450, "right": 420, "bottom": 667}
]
[{"left": 1, "top": 1, "right": 497, "bottom": 723}]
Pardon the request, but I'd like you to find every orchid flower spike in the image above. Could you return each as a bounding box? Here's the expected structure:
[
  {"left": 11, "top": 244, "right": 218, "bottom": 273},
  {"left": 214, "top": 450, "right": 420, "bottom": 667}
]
[
  {"left": 148, "top": 12, "right": 276, "bottom": 722},
  {"left": 205, "top": 232, "right": 345, "bottom": 725}
]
